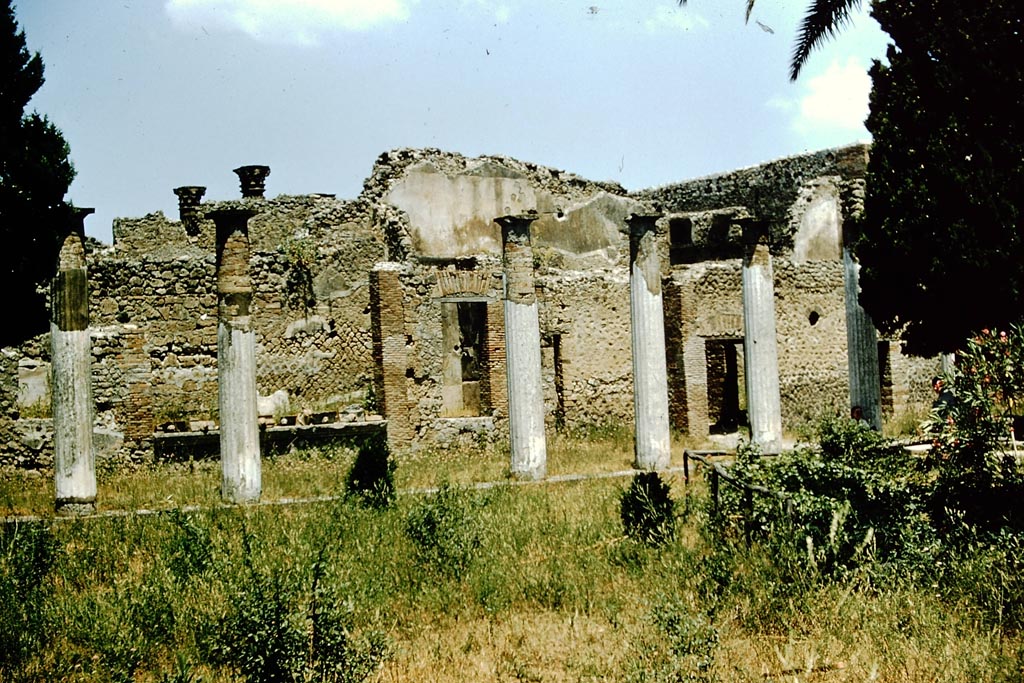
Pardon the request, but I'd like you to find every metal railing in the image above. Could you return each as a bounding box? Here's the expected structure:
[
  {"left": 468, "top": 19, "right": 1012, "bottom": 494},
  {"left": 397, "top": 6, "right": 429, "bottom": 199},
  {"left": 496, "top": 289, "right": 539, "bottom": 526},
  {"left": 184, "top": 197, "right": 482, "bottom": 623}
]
[{"left": 683, "top": 449, "right": 794, "bottom": 547}]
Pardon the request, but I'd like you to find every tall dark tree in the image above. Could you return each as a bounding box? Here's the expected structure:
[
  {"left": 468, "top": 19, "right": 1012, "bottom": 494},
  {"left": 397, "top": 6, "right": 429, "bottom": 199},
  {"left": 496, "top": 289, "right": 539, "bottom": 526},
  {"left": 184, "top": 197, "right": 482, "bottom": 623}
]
[
  {"left": 855, "top": 1, "right": 1023, "bottom": 355},
  {"left": 0, "top": 0, "right": 75, "bottom": 347},
  {"left": 679, "top": 0, "right": 1023, "bottom": 355}
]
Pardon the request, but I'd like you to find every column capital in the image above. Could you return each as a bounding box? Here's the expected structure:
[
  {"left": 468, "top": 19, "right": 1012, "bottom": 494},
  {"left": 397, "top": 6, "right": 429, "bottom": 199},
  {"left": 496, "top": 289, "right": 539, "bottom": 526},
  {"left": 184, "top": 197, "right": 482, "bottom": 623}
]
[
  {"left": 173, "top": 186, "right": 206, "bottom": 236},
  {"left": 207, "top": 207, "right": 258, "bottom": 242},
  {"left": 56, "top": 206, "right": 94, "bottom": 240},
  {"left": 496, "top": 212, "right": 539, "bottom": 247},
  {"left": 233, "top": 165, "right": 271, "bottom": 198}
]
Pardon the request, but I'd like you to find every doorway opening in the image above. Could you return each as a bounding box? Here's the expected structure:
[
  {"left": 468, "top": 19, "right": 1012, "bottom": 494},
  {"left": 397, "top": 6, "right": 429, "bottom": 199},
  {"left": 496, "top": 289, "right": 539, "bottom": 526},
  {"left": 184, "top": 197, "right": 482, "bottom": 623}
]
[
  {"left": 441, "top": 300, "right": 488, "bottom": 417},
  {"left": 706, "top": 338, "right": 746, "bottom": 434}
]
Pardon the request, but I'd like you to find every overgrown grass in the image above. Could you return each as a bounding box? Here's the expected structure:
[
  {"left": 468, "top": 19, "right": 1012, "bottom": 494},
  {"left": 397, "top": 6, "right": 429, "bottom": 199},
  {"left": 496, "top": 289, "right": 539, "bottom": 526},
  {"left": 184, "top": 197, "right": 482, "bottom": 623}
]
[{"left": 1, "top": 429, "right": 1023, "bottom": 681}]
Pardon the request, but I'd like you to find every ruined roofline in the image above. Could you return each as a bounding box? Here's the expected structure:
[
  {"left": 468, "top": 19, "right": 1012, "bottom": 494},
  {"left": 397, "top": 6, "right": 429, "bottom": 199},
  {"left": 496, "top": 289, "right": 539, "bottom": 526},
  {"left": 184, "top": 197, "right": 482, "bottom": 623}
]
[
  {"left": 359, "top": 147, "right": 628, "bottom": 207},
  {"left": 632, "top": 142, "right": 871, "bottom": 197}
]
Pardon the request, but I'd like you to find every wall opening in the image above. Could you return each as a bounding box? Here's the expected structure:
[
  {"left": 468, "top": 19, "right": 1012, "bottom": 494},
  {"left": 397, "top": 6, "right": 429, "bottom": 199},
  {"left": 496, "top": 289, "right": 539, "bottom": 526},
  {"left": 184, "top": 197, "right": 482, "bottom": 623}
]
[
  {"left": 878, "top": 340, "right": 894, "bottom": 415},
  {"left": 706, "top": 338, "right": 746, "bottom": 434},
  {"left": 668, "top": 217, "right": 693, "bottom": 266},
  {"left": 552, "top": 333, "right": 565, "bottom": 429},
  {"left": 440, "top": 300, "right": 488, "bottom": 417}
]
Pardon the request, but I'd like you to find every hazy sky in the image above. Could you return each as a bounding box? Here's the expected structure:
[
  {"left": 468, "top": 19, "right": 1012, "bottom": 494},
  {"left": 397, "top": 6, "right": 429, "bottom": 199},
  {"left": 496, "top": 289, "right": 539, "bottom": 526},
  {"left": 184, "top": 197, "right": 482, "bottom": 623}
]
[{"left": 15, "top": 0, "right": 890, "bottom": 243}]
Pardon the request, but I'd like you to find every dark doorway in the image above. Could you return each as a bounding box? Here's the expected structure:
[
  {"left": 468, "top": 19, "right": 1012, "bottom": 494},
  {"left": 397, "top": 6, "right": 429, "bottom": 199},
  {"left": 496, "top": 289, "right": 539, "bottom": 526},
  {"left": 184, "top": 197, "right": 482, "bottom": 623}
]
[{"left": 706, "top": 338, "right": 746, "bottom": 434}]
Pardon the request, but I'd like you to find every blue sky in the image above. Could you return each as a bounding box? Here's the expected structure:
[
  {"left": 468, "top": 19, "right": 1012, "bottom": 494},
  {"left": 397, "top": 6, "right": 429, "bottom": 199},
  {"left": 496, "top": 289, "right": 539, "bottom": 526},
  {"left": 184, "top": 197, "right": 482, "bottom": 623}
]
[{"left": 15, "top": 0, "right": 890, "bottom": 243}]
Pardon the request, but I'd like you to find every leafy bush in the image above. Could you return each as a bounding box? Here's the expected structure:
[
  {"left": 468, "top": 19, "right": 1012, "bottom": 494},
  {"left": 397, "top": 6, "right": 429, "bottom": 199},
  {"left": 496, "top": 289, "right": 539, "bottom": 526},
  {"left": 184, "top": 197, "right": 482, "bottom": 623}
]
[
  {"left": 620, "top": 472, "right": 676, "bottom": 547},
  {"left": 710, "top": 423, "right": 935, "bottom": 579},
  {"left": 927, "top": 327, "right": 1024, "bottom": 532},
  {"left": 345, "top": 431, "right": 395, "bottom": 510},
  {"left": 627, "top": 595, "right": 719, "bottom": 683},
  {"left": 404, "top": 484, "right": 482, "bottom": 579}
]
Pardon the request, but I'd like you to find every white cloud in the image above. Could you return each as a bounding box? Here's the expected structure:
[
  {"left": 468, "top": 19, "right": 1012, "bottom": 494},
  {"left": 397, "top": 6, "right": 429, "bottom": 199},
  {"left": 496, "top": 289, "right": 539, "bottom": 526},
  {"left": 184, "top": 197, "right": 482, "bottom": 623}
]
[
  {"left": 794, "top": 56, "right": 871, "bottom": 133},
  {"left": 165, "top": 0, "right": 416, "bottom": 45},
  {"left": 643, "top": 5, "right": 708, "bottom": 34},
  {"left": 460, "top": 0, "right": 512, "bottom": 24}
]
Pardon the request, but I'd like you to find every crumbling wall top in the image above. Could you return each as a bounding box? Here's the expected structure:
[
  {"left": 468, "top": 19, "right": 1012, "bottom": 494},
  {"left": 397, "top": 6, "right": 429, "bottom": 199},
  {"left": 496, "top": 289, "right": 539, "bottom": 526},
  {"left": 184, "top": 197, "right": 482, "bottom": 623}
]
[
  {"left": 360, "top": 147, "right": 627, "bottom": 206},
  {"left": 635, "top": 143, "right": 868, "bottom": 254}
]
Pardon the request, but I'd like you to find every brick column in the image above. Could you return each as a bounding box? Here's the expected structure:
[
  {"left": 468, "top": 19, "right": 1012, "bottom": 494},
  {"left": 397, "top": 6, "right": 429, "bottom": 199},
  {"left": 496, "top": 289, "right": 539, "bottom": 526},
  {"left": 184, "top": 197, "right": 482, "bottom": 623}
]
[
  {"left": 52, "top": 207, "right": 96, "bottom": 515},
  {"left": 626, "top": 214, "right": 671, "bottom": 470},
  {"left": 741, "top": 224, "right": 782, "bottom": 454},
  {"left": 370, "top": 264, "right": 412, "bottom": 448},
  {"left": 498, "top": 213, "right": 546, "bottom": 481},
  {"left": 209, "top": 208, "right": 261, "bottom": 503},
  {"left": 120, "top": 327, "right": 154, "bottom": 443},
  {"left": 483, "top": 296, "right": 508, "bottom": 419}
]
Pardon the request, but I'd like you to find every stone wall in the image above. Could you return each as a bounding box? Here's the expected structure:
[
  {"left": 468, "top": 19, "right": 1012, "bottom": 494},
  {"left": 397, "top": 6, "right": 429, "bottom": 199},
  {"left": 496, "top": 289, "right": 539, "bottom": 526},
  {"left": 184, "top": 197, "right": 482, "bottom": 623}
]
[
  {"left": 635, "top": 144, "right": 870, "bottom": 252},
  {"left": 370, "top": 260, "right": 507, "bottom": 448},
  {"left": 0, "top": 144, "right": 942, "bottom": 469},
  {"left": 1, "top": 191, "right": 383, "bottom": 470},
  {"left": 538, "top": 270, "right": 633, "bottom": 432}
]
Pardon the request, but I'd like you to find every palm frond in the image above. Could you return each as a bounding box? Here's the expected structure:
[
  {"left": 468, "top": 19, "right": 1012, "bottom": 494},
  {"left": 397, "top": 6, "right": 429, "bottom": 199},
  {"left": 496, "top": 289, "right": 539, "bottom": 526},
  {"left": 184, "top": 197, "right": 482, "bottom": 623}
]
[
  {"left": 745, "top": 0, "right": 757, "bottom": 22},
  {"left": 790, "top": 0, "right": 863, "bottom": 80}
]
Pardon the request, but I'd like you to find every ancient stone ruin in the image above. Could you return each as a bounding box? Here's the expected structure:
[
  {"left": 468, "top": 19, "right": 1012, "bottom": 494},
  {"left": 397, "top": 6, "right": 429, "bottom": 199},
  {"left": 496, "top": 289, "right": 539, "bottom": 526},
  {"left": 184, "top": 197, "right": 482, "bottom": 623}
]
[{"left": 1, "top": 144, "right": 940, "bottom": 488}]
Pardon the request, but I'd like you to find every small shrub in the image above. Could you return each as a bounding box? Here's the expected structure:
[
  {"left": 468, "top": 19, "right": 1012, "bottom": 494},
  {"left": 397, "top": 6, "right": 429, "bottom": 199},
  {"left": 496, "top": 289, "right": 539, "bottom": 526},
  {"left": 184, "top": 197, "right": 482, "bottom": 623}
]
[
  {"left": 404, "top": 484, "right": 482, "bottom": 579},
  {"left": 345, "top": 431, "right": 395, "bottom": 510},
  {"left": 627, "top": 595, "right": 719, "bottom": 683},
  {"left": 208, "top": 530, "right": 389, "bottom": 683},
  {"left": 620, "top": 472, "right": 676, "bottom": 547},
  {"left": 0, "top": 522, "right": 56, "bottom": 672},
  {"left": 165, "top": 510, "right": 214, "bottom": 583},
  {"left": 307, "top": 550, "right": 391, "bottom": 683},
  {"left": 159, "top": 654, "right": 203, "bottom": 683},
  {"left": 652, "top": 596, "right": 719, "bottom": 681}
]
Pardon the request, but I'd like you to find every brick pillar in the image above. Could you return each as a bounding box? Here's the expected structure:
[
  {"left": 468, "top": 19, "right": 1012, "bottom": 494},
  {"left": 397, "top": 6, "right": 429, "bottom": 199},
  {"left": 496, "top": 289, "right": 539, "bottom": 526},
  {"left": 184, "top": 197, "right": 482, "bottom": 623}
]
[
  {"left": 662, "top": 278, "right": 689, "bottom": 434},
  {"left": 483, "top": 295, "right": 508, "bottom": 419},
  {"left": 120, "top": 328, "right": 154, "bottom": 443},
  {"left": 741, "top": 224, "right": 782, "bottom": 454},
  {"left": 370, "top": 264, "right": 413, "bottom": 448},
  {"left": 498, "top": 213, "right": 546, "bottom": 481},
  {"left": 626, "top": 213, "right": 671, "bottom": 470},
  {"left": 209, "top": 207, "right": 261, "bottom": 503},
  {"left": 52, "top": 207, "right": 96, "bottom": 515}
]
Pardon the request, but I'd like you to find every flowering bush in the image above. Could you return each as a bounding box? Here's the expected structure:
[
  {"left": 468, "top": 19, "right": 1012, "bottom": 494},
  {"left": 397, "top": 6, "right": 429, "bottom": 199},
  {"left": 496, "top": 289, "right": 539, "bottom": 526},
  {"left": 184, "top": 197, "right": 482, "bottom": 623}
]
[{"left": 928, "top": 326, "right": 1024, "bottom": 531}]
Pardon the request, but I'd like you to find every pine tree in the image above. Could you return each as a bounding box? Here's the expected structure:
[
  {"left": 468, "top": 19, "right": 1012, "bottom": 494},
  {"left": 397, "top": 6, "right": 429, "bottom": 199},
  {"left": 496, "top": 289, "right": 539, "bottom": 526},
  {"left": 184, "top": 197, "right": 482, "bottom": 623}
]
[{"left": 0, "top": 0, "right": 75, "bottom": 347}]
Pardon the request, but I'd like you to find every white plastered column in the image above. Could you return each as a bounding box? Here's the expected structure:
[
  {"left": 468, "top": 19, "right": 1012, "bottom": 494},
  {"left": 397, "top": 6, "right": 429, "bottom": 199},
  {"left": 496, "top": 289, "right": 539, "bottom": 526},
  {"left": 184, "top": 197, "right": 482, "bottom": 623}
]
[
  {"left": 210, "top": 207, "right": 262, "bottom": 503},
  {"left": 843, "top": 246, "right": 882, "bottom": 430},
  {"left": 52, "top": 208, "right": 97, "bottom": 515},
  {"left": 626, "top": 213, "right": 671, "bottom": 470},
  {"left": 498, "top": 213, "right": 547, "bottom": 481},
  {"left": 741, "top": 225, "right": 783, "bottom": 454}
]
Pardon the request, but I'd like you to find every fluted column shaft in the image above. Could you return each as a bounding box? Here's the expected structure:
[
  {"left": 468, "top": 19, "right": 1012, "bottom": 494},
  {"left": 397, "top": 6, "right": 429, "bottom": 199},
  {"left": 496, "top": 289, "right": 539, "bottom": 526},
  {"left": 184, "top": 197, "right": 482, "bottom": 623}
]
[
  {"left": 52, "top": 208, "right": 96, "bottom": 515},
  {"left": 210, "top": 208, "right": 261, "bottom": 503},
  {"left": 627, "top": 214, "right": 671, "bottom": 470},
  {"left": 843, "top": 247, "right": 882, "bottom": 430},
  {"left": 499, "top": 214, "right": 546, "bottom": 480},
  {"left": 741, "top": 227, "right": 782, "bottom": 454}
]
